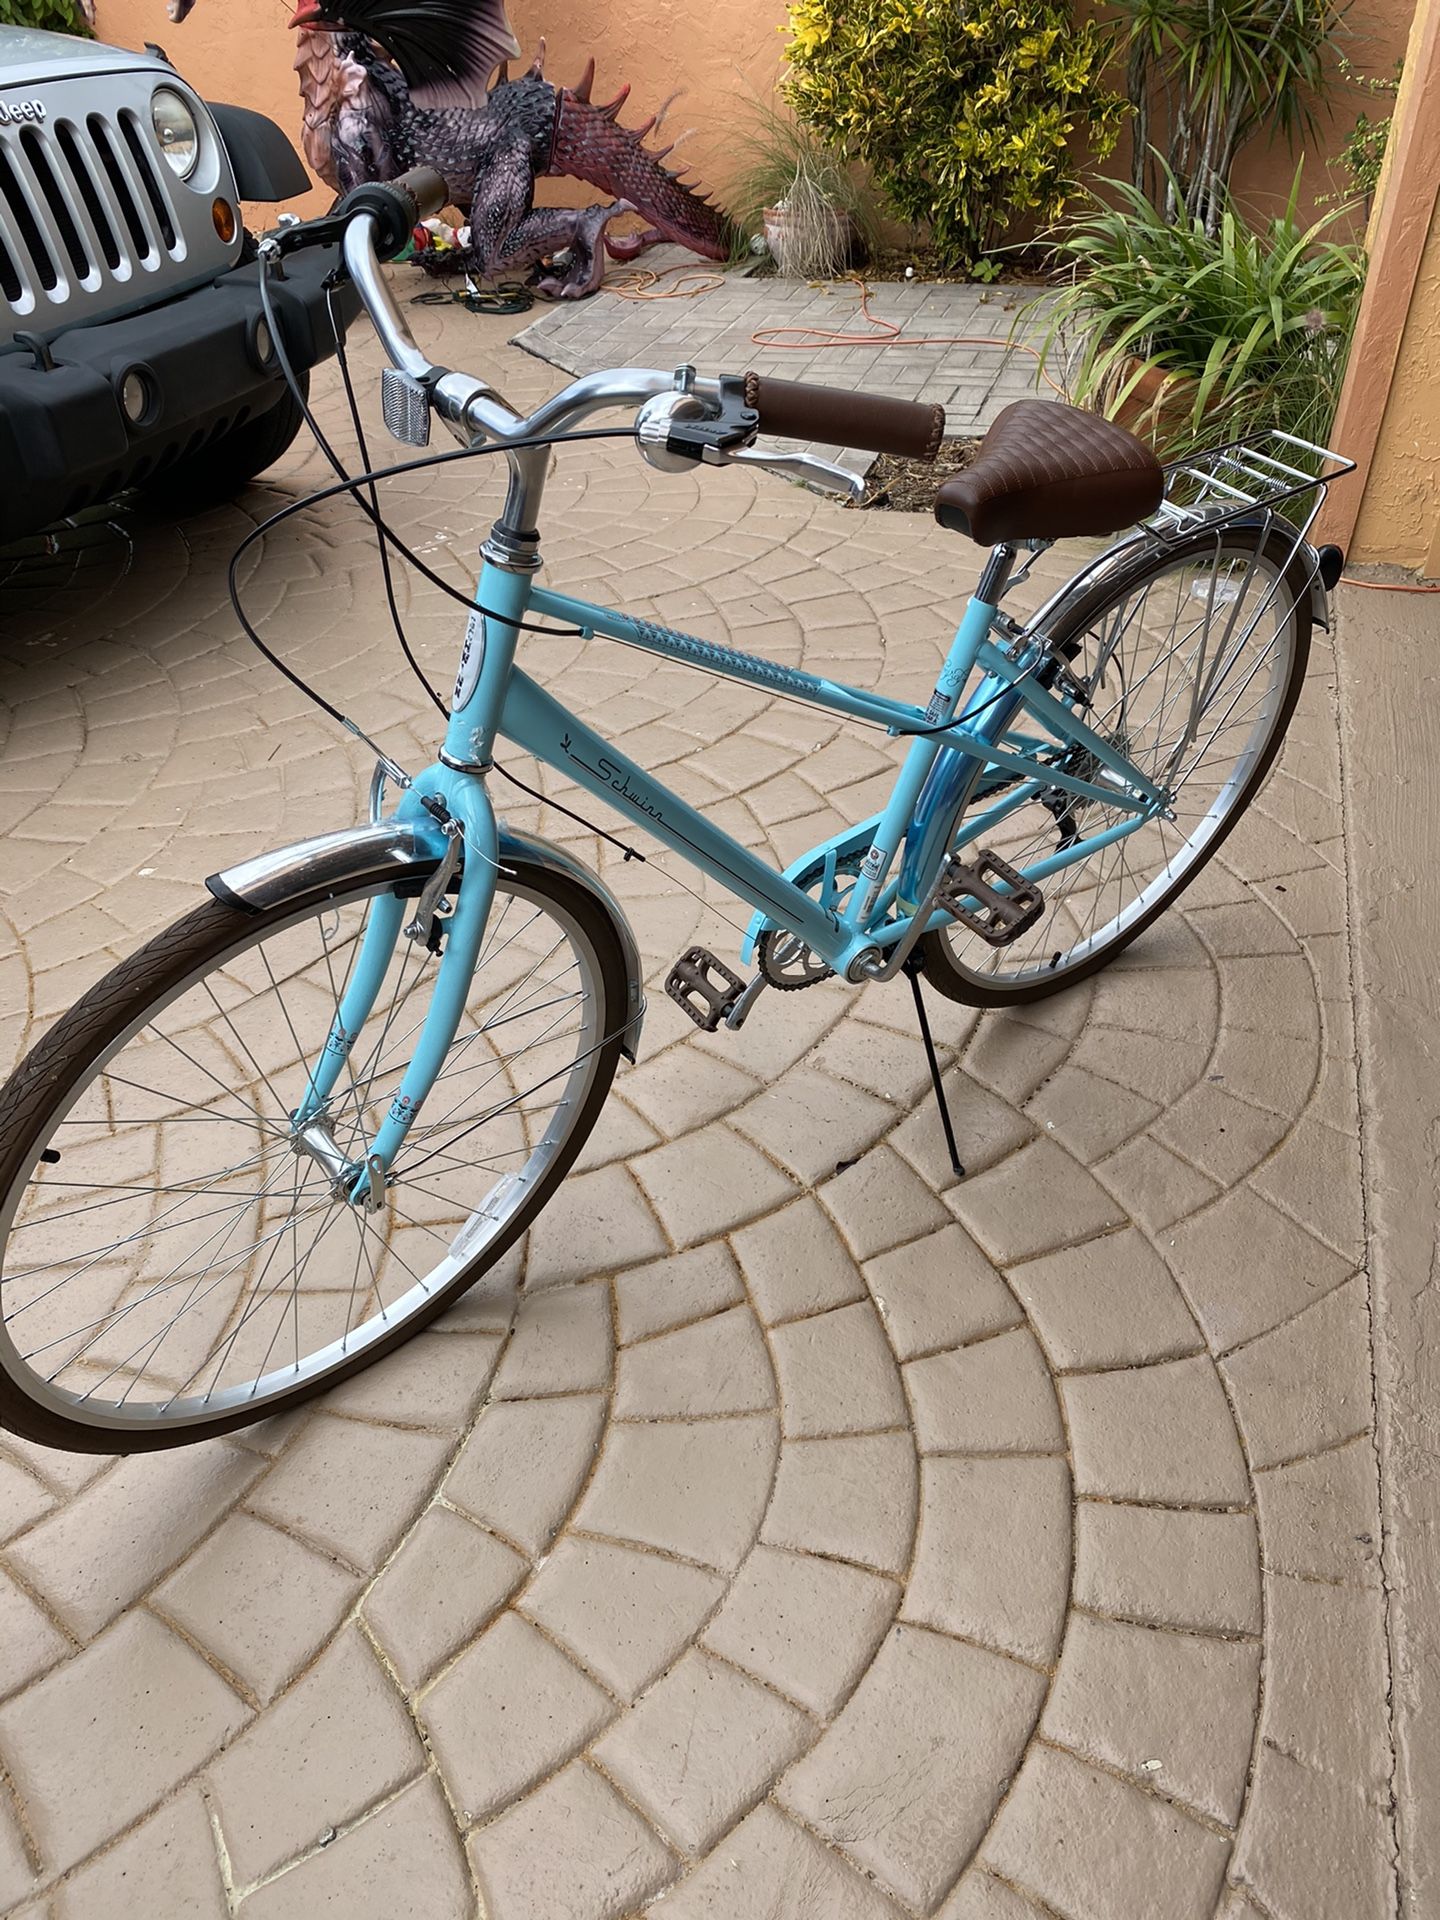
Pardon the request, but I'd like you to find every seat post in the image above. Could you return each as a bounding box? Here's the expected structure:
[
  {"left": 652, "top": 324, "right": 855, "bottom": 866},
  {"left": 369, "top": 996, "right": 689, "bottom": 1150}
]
[{"left": 976, "top": 543, "right": 1017, "bottom": 605}]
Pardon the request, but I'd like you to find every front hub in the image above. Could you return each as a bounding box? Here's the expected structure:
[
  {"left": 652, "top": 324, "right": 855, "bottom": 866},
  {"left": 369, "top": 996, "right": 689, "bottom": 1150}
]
[{"left": 291, "top": 1115, "right": 358, "bottom": 1199}]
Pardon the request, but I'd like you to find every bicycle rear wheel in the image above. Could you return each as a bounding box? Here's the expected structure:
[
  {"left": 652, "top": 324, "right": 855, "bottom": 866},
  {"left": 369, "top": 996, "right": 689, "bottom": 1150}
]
[
  {"left": 920, "top": 523, "right": 1312, "bottom": 1006},
  {"left": 0, "top": 851, "right": 629, "bottom": 1451}
]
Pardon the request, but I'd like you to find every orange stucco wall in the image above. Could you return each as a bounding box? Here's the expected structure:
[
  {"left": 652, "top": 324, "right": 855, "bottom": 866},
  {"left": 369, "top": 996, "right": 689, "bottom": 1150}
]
[
  {"left": 96, "top": 0, "right": 1409, "bottom": 230},
  {"left": 97, "top": 0, "right": 332, "bottom": 216},
  {"left": 95, "top": 0, "right": 787, "bottom": 220}
]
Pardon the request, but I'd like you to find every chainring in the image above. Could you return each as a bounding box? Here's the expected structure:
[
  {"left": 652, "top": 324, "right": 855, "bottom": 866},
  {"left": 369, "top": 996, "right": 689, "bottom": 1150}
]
[{"left": 756, "top": 852, "right": 865, "bottom": 990}]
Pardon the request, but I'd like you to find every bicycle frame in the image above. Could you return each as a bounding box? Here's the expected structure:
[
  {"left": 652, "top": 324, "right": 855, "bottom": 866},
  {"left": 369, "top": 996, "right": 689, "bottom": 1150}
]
[
  {"left": 294, "top": 550, "right": 1172, "bottom": 1186},
  {"left": 268, "top": 211, "right": 1343, "bottom": 1197}
]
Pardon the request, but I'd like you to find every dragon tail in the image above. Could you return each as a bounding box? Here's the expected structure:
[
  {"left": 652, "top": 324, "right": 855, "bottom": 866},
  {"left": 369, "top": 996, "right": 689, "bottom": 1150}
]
[{"left": 551, "top": 69, "right": 729, "bottom": 262}]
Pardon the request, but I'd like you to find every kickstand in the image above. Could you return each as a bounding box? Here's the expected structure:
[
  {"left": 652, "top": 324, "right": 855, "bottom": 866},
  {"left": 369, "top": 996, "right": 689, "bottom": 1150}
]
[{"left": 905, "top": 959, "right": 966, "bottom": 1179}]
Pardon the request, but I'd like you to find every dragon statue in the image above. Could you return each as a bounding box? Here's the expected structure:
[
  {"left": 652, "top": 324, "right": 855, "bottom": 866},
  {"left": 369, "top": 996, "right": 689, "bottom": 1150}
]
[{"left": 165, "top": 0, "right": 730, "bottom": 298}]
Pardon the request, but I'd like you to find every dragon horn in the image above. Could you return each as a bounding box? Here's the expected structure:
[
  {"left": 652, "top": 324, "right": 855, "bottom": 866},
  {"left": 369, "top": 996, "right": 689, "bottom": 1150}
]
[
  {"left": 599, "top": 82, "right": 631, "bottom": 120},
  {"left": 528, "top": 36, "right": 546, "bottom": 77},
  {"left": 495, "top": 59, "right": 510, "bottom": 81},
  {"left": 571, "top": 57, "right": 595, "bottom": 101}
]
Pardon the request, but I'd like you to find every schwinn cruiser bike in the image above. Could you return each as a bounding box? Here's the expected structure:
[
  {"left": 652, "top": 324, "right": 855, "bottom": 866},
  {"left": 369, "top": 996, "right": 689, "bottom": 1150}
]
[{"left": 0, "top": 171, "right": 1353, "bottom": 1451}]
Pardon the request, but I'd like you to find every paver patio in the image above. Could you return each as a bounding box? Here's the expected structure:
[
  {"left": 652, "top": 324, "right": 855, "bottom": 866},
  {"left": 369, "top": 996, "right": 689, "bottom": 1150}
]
[
  {"left": 515, "top": 253, "right": 1055, "bottom": 464},
  {"left": 0, "top": 281, "right": 1404, "bottom": 1919}
]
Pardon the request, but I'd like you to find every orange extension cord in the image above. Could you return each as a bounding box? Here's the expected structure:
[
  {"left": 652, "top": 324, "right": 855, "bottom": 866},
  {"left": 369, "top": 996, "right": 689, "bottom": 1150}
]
[
  {"left": 603, "top": 264, "right": 726, "bottom": 300},
  {"left": 601, "top": 267, "right": 1440, "bottom": 591},
  {"left": 749, "top": 273, "right": 1072, "bottom": 401}
]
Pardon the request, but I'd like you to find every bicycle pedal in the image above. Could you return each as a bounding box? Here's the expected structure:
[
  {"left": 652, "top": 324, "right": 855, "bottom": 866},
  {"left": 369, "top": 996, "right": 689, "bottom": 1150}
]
[
  {"left": 939, "top": 851, "right": 1045, "bottom": 947},
  {"left": 665, "top": 947, "right": 747, "bottom": 1032}
]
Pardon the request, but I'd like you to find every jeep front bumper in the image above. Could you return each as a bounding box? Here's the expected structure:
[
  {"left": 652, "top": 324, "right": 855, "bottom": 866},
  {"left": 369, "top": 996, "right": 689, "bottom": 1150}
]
[{"left": 0, "top": 242, "right": 360, "bottom": 543}]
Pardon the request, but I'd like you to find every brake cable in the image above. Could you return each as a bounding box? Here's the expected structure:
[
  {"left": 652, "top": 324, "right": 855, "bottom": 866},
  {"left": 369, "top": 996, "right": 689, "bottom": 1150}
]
[{"left": 241, "top": 258, "right": 651, "bottom": 862}]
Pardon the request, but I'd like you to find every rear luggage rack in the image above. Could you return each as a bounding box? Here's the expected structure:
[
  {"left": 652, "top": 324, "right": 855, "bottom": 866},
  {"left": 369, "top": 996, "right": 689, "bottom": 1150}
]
[
  {"left": 1146, "top": 430, "right": 1356, "bottom": 544},
  {"left": 1019, "top": 425, "right": 1357, "bottom": 673}
]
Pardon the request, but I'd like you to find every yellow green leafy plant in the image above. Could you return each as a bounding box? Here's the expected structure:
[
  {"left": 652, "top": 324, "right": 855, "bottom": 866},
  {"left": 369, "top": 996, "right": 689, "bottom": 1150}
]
[
  {"left": 784, "top": 0, "right": 1126, "bottom": 271},
  {"left": 0, "top": 0, "right": 89, "bottom": 26}
]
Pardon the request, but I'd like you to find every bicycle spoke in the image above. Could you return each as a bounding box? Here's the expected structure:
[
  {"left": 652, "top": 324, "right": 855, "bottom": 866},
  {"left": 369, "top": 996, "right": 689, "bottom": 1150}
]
[
  {"left": 937, "top": 537, "right": 1298, "bottom": 988},
  {"left": 0, "top": 868, "right": 612, "bottom": 1433}
]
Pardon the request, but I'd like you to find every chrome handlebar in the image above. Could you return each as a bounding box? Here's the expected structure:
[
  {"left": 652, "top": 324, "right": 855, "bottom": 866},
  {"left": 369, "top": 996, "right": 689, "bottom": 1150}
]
[{"left": 341, "top": 212, "right": 860, "bottom": 500}]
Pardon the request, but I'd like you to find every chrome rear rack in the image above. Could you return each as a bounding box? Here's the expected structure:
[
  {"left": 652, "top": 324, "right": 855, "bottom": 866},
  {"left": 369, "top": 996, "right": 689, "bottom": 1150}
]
[
  {"left": 1020, "top": 426, "right": 1356, "bottom": 659},
  {"left": 1147, "top": 429, "right": 1356, "bottom": 542}
]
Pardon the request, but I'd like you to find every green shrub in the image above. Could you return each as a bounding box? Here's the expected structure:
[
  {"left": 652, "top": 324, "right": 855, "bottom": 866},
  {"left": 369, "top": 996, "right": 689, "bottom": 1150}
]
[
  {"left": 1037, "top": 165, "right": 1365, "bottom": 456},
  {"left": 783, "top": 0, "right": 1126, "bottom": 271},
  {"left": 0, "top": 0, "right": 91, "bottom": 30},
  {"left": 1112, "top": 0, "right": 1346, "bottom": 231},
  {"left": 1325, "top": 58, "right": 1400, "bottom": 209}
]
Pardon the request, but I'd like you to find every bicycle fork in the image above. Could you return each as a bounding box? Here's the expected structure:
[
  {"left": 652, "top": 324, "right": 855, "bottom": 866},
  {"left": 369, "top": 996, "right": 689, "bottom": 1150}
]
[
  {"left": 291, "top": 558, "right": 544, "bottom": 1202},
  {"left": 292, "top": 771, "right": 502, "bottom": 1206}
]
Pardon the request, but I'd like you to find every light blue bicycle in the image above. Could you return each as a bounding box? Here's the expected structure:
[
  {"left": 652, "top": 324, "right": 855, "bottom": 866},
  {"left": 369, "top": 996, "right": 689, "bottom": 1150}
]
[{"left": 0, "top": 172, "right": 1352, "bottom": 1450}]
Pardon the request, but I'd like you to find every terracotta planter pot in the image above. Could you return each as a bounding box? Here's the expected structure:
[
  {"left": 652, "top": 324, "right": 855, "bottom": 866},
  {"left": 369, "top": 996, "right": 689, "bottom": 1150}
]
[
  {"left": 1101, "top": 354, "right": 1202, "bottom": 443},
  {"left": 762, "top": 203, "right": 860, "bottom": 279},
  {"left": 1100, "top": 351, "right": 1237, "bottom": 449}
]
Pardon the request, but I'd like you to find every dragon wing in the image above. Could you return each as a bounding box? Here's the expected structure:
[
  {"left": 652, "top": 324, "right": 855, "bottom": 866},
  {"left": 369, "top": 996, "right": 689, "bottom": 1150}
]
[{"left": 322, "top": 0, "right": 520, "bottom": 107}]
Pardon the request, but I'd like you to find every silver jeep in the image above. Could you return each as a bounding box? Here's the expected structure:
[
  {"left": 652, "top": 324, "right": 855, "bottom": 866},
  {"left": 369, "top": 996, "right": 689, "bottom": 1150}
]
[{"left": 0, "top": 24, "right": 353, "bottom": 542}]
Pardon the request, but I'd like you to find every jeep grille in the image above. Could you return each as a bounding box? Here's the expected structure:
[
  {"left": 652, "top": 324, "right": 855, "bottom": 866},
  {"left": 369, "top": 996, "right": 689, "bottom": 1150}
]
[{"left": 0, "top": 108, "right": 184, "bottom": 319}]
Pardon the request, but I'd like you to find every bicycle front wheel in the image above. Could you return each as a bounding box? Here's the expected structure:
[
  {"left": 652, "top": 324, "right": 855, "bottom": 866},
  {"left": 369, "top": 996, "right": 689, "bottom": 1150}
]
[
  {"left": 920, "top": 523, "right": 1313, "bottom": 1005},
  {"left": 0, "top": 850, "right": 629, "bottom": 1451}
]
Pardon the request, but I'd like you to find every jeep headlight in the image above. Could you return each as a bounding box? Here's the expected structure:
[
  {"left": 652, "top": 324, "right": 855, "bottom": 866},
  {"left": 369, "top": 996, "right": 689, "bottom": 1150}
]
[{"left": 151, "top": 88, "right": 199, "bottom": 179}]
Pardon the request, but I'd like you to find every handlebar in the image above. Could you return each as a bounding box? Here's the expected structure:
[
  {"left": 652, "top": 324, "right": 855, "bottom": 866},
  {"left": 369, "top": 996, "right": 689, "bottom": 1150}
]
[
  {"left": 387, "top": 165, "right": 451, "bottom": 226},
  {"left": 335, "top": 167, "right": 450, "bottom": 260},
  {"left": 263, "top": 184, "right": 943, "bottom": 501}
]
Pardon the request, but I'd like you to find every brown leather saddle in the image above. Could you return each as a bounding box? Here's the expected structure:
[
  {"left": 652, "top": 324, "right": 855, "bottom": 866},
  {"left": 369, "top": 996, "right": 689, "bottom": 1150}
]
[{"left": 935, "top": 398, "right": 1165, "bottom": 545}]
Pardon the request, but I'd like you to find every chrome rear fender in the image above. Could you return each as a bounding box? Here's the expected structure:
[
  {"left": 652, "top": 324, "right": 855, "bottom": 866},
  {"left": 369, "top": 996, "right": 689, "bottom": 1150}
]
[{"left": 1024, "top": 517, "right": 1331, "bottom": 645}]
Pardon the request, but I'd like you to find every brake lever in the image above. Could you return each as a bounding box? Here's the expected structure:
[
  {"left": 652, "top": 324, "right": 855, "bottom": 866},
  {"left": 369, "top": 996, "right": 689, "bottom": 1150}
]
[
  {"left": 258, "top": 210, "right": 350, "bottom": 264},
  {"left": 707, "top": 445, "right": 865, "bottom": 504}
]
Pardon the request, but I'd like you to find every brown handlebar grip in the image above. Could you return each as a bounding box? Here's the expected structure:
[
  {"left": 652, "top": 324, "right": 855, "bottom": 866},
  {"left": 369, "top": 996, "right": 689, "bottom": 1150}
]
[
  {"left": 742, "top": 372, "right": 945, "bottom": 462},
  {"left": 392, "top": 166, "right": 450, "bottom": 222}
]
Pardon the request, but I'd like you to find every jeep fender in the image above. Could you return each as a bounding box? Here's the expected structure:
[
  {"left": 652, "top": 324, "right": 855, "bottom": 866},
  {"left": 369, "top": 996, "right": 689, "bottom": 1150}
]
[{"left": 207, "top": 102, "right": 311, "bottom": 202}]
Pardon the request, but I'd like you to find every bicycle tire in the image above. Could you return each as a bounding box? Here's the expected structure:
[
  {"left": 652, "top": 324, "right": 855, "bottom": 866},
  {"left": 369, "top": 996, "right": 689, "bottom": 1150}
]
[
  {"left": 0, "top": 850, "right": 630, "bottom": 1452},
  {"left": 919, "top": 522, "right": 1313, "bottom": 1007}
]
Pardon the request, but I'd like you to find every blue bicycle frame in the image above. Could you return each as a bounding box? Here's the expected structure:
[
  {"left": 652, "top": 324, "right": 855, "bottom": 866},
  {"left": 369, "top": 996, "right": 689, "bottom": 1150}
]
[{"left": 294, "top": 550, "right": 1172, "bottom": 1185}]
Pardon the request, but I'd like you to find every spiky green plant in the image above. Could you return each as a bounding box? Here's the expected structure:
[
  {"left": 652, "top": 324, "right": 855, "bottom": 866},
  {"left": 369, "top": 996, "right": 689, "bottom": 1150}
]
[
  {"left": 726, "top": 97, "right": 874, "bottom": 276},
  {"left": 1110, "top": 0, "right": 1348, "bottom": 230},
  {"left": 1037, "top": 164, "right": 1365, "bottom": 456}
]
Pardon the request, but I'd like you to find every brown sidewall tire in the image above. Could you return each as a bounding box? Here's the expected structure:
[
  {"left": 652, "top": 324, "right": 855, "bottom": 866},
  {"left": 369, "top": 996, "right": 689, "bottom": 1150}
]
[{"left": 0, "top": 856, "right": 629, "bottom": 1453}]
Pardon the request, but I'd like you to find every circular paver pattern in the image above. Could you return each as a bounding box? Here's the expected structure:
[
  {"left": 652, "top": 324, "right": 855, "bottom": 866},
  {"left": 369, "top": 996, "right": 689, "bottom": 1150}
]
[{"left": 0, "top": 303, "right": 1386, "bottom": 1920}]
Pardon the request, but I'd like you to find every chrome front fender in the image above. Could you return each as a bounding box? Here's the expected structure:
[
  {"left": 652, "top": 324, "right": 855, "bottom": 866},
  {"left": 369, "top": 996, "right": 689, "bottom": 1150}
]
[{"left": 207, "top": 819, "right": 646, "bottom": 1061}]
